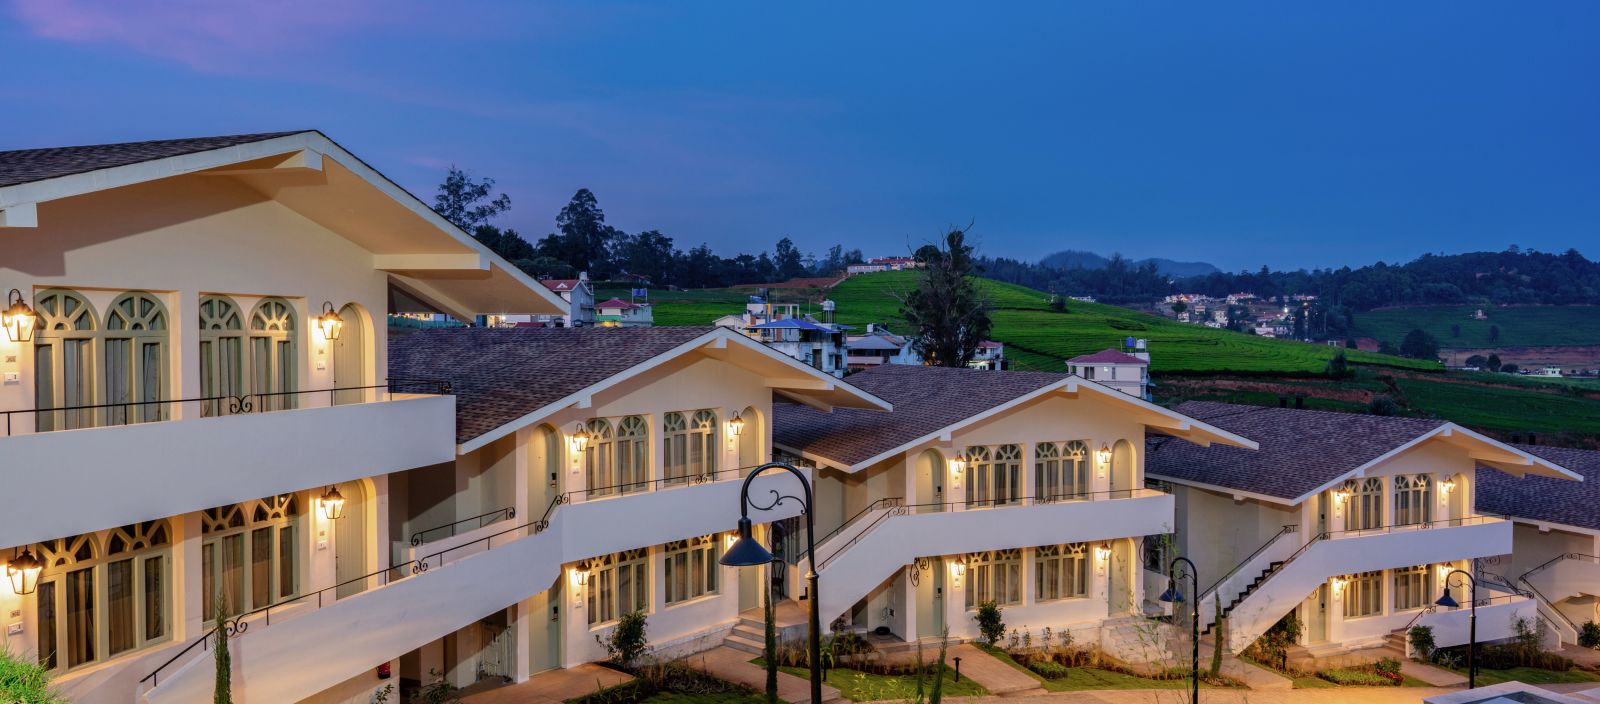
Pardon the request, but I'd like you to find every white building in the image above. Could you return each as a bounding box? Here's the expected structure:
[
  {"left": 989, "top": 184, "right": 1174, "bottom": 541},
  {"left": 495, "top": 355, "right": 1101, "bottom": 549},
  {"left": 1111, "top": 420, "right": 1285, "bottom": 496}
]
[
  {"left": 1145, "top": 402, "right": 1579, "bottom": 667},
  {"left": 845, "top": 325, "right": 922, "bottom": 370},
  {"left": 1066, "top": 344, "right": 1151, "bottom": 400},
  {"left": 715, "top": 296, "right": 849, "bottom": 377},
  {"left": 593, "top": 297, "right": 653, "bottom": 328}
]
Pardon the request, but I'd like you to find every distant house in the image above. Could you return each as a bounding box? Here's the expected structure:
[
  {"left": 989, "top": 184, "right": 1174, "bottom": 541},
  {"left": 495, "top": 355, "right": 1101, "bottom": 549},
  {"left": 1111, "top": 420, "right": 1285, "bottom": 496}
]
[
  {"left": 1066, "top": 344, "right": 1150, "bottom": 400},
  {"left": 716, "top": 295, "right": 850, "bottom": 377},
  {"left": 593, "top": 297, "right": 653, "bottom": 328},
  {"left": 969, "top": 340, "right": 1005, "bottom": 370},
  {"left": 492, "top": 272, "right": 595, "bottom": 327},
  {"left": 845, "top": 256, "right": 924, "bottom": 276},
  {"left": 845, "top": 324, "right": 922, "bottom": 370}
]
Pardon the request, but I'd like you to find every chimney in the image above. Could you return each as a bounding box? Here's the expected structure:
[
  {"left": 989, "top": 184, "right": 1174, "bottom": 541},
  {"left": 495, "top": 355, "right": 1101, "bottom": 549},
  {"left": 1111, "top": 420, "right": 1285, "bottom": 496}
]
[{"left": 1294, "top": 393, "right": 1306, "bottom": 410}]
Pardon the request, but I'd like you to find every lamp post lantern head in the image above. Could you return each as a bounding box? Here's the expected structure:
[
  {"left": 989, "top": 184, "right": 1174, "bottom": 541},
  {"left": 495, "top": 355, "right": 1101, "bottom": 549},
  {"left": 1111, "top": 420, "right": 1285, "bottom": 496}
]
[
  {"left": 1158, "top": 579, "right": 1185, "bottom": 603},
  {"left": 1435, "top": 589, "right": 1460, "bottom": 609},
  {"left": 720, "top": 516, "right": 774, "bottom": 567}
]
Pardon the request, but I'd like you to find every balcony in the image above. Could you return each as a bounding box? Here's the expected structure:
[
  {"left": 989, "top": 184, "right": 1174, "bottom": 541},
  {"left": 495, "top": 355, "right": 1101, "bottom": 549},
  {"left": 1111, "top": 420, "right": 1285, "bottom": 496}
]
[
  {"left": 0, "top": 380, "right": 455, "bottom": 548},
  {"left": 808, "top": 489, "right": 1173, "bottom": 621}
]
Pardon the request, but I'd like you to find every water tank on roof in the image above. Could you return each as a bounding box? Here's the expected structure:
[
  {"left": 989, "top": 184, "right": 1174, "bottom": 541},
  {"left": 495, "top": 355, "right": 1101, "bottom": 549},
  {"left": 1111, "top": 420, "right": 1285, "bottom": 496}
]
[
  {"left": 1124, "top": 336, "right": 1136, "bottom": 350},
  {"left": 1135, "top": 338, "right": 1147, "bottom": 350},
  {"left": 822, "top": 300, "right": 836, "bottom": 311}
]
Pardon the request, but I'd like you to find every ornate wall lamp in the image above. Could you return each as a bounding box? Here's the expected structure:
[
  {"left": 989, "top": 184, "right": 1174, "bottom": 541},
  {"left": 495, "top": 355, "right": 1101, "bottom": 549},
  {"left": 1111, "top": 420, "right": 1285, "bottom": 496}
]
[
  {"left": 6, "top": 546, "right": 42, "bottom": 595},
  {"left": 3, "top": 289, "right": 38, "bottom": 343},
  {"left": 315, "top": 301, "right": 344, "bottom": 341},
  {"left": 320, "top": 485, "right": 347, "bottom": 520}
]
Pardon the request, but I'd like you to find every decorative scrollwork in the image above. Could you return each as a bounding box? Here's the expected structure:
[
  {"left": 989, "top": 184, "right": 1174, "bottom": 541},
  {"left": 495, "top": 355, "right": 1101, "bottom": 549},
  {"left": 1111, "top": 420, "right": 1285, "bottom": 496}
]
[
  {"left": 224, "top": 617, "right": 248, "bottom": 638},
  {"left": 507, "top": 507, "right": 516, "bottom": 519},
  {"left": 412, "top": 560, "right": 431, "bottom": 575},
  {"left": 410, "top": 533, "right": 424, "bottom": 547},
  {"left": 694, "top": 473, "right": 712, "bottom": 485},
  {"left": 227, "top": 395, "right": 254, "bottom": 414},
  {"left": 533, "top": 520, "right": 550, "bottom": 534},
  {"left": 747, "top": 489, "right": 804, "bottom": 513},
  {"left": 554, "top": 494, "right": 570, "bottom": 506},
  {"left": 908, "top": 557, "right": 930, "bottom": 586}
]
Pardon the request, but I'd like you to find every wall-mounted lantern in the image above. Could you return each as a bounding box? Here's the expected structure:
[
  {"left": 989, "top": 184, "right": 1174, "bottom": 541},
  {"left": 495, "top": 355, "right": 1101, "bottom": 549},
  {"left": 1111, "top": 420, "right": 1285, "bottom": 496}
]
[
  {"left": 572, "top": 560, "right": 592, "bottom": 587},
  {"left": 3, "top": 289, "right": 38, "bottom": 343},
  {"left": 727, "top": 412, "right": 746, "bottom": 437},
  {"left": 315, "top": 301, "right": 344, "bottom": 341},
  {"left": 571, "top": 422, "right": 591, "bottom": 453},
  {"left": 6, "top": 546, "right": 43, "bottom": 596},
  {"left": 949, "top": 452, "right": 968, "bottom": 479},
  {"left": 1095, "top": 444, "right": 1113, "bottom": 467},
  {"left": 1330, "top": 576, "right": 1346, "bottom": 596},
  {"left": 320, "top": 485, "right": 347, "bottom": 520}
]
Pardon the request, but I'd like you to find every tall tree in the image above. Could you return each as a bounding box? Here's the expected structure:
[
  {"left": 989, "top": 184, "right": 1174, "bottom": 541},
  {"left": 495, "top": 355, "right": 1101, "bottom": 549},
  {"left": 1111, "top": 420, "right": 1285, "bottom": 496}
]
[
  {"left": 432, "top": 167, "right": 511, "bottom": 232},
  {"left": 547, "top": 188, "right": 617, "bottom": 276},
  {"left": 901, "top": 228, "right": 993, "bottom": 367},
  {"left": 1399, "top": 328, "right": 1441, "bottom": 360},
  {"left": 773, "top": 237, "right": 806, "bottom": 280}
]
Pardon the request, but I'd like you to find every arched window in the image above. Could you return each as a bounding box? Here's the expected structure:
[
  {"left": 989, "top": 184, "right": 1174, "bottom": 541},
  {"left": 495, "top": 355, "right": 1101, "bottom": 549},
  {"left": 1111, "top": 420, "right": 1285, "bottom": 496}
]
[
  {"left": 102, "top": 292, "right": 168, "bottom": 425},
  {"left": 664, "top": 534, "right": 719, "bottom": 605},
  {"left": 1035, "top": 441, "right": 1090, "bottom": 501},
  {"left": 964, "top": 548, "right": 1021, "bottom": 609},
  {"left": 616, "top": 416, "right": 649, "bottom": 492},
  {"left": 584, "top": 419, "right": 616, "bottom": 498},
  {"left": 33, "top": 289, "right": 98, "bottom": 431},
  {"left": 1393, "top": 474, "right": 1432, "bottom": 526},
  {"left": 966, "top": 444, "right": 1021, "bottom": 507},
  {"left": 1035, "top": 543, "right": 1088, "bottom": 601},
  {"left": 1344, "top": 477, "right": 1384, "bottom": 531},
  {"left": 248, "top": 298, "right": 298, "bottom": 411},
  {"left": 33, "top": 521, "right": 172, "bottom": 672},
  {"left": 663, "top": 410, "right": 718, "bottom": 484},
  {"left": 202, "top": 494, "right": 303, "bottom": 619},
  {"left": 199, "top": 295, "right": 246, "bottom": 417},
  {"left": 586, "top": 547, "right": 649, "bottom": 625}
]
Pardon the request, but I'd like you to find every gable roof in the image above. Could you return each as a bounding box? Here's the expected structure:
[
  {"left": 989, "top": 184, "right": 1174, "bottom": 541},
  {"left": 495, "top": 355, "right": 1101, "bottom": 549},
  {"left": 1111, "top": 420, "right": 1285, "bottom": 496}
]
[
  {"left": 775, "top": 365, "right": 1252, "bottom": 471},
  {"left": 595, "top": 298, "right": 644, "bottom": 309},
  {"left": 0, "top": 132, "right": 301, "bottom": 188},
  {"left": 1068, "top": 349, "right": 1147, "bottom": 365},
  {"left": 1148, "top": 401, "right": 1579, "bottom": 504},
  {"left": 1477, "top": 444, "right": 1599, "bottom": 533},
  {"left": 390, "top": 326, "right": 889, "bottom": 450},
  {"left": 541, "top": 279, "right": 584, "bottom": 292}
]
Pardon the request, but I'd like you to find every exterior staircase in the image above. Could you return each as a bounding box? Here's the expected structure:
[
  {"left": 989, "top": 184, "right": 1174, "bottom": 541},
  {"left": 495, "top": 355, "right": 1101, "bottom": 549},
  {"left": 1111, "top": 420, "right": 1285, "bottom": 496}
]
[
  {"left": 724, "top": 616, "right": 769, "bottom": 655},
  {"left": 1099, "top": 616, "right": 1182, "bottom": 671},
  {"left": 1201, "top": 559, "right": 1286, "bottom": 636}
]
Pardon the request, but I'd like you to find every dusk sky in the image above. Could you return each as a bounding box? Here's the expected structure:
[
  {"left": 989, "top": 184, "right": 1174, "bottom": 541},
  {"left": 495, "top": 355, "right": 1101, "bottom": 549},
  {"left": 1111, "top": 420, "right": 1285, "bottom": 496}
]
[{"left": 4, "top": 1, "right": 1596, "bottom": 272}]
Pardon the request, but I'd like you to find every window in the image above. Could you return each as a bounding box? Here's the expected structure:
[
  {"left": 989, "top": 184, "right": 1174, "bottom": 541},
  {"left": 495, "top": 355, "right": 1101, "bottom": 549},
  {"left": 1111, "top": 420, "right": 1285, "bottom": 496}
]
[
  {"left": 32, "top": 521, "right": 172, "bottom": 672},
  {"left": 1342, "top": 571, "right": 1382, "bottom": 618},
  {"left": 1035, "top": 440, "right": 1089, "bottom": 500},
  {"left": 615, "top": 416, "right": 649, "bottom": 492},
  {"left": 965, "top": 549, "right": 1022, "bottom": 608},
  {"left": 664, "top": 535, "right": 719, "bottom": 605},
  {"left": 199, "top": 295, "right": 246, "bottom": 417},
  {"left": 248, "top": 298, "right": 298, "bottom": 412},
  {"left": 663, "top": 410, "right": 718, "bottom": 484},
  {"left": 587, "top": 548, "right": 649, "bottom": 625},
  {"left": 33, "top": 289, "right": 98, "bottom": 431},
  {"left": 1344, "top": 477, "right": 1383, "bottom": 531},
  {"left": 1143, "top": 533, "right": 1174, "bottom": 572},
  {"left": 966, "top": 444, "right": 1021, "bottom": 507},
  {"left": 202, "top": 494, "right": 303, "bottom": 619},
  {"left": 1036, "top": 543, "right": 1088, "bottom": 601},
  {"left": 1393, "top": 474, "right": 1432, "bottom": 526},
  {"left": 102, "top": 292, "right": 168, "bottom": 426},
  {"left": 584, "top": 419, "right": 616, "bottom": 497},
  {"left": 1394, "top": 565, "right": 1430, "bottom": 611}
]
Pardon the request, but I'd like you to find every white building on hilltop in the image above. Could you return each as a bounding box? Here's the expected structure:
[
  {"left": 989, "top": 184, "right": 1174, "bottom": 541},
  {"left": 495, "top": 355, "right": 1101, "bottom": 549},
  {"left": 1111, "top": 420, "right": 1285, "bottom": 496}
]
[{"left": 715, "top": 295, "right": 850, "bottom": 377}]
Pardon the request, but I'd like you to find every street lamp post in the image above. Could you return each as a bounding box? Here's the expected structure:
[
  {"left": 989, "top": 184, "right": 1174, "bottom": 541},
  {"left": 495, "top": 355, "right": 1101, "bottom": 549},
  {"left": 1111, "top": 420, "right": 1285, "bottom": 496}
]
[
  {"left": 1157, "top": 557, "right": 1200, "bottom": 704},
  {"left": 1435, "top": 569, "right": 1478, "bottom": 689},
  {"left": 720, "top": 462, "right": 822, "bottom": 704}
]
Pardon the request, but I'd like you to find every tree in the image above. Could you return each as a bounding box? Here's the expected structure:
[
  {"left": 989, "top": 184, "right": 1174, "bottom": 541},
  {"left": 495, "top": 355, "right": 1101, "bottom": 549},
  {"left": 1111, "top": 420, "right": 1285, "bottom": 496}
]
[
  {"left": 1170, "top": 300, "right": 1187, "bottom": 315},
  {"left": 1490, "top": 324, "right": 1501, "bottom": 342},
  {"left": 1368, "top": 395, "right": 1400, "bottom": 416},
  {"left": 1502, "top": 363, "right": 1520, "bottom": 374},
  {"left": 1325, "top": 350, "right": 1351, "bottom": 378},
  {"left": 1465, "top": 354, "right": 1488, "bottom": 368},
  {"left": 1450, "top": 323, "right": 1462, "bottom": 338},
  {"left": 433, "top": 167, "right": 511, "bottom": 232},
  {"left": 1399, "top": 328, "right": 1440, "bottom": 360},
  {"left": 1487, "top": 353, "right": 1503, "bottom": 372},
  {"left": 901, "top": 228, "right": 993, "bottom": 367},
  {"left": 773, "top": 237, "right": 806, "bottom": 281},
  {"left": 214, "top": 594, "right": 232, "bottom": 704},
  {"left": 547, "top": 189, "right": 618, "bottom": 276}
]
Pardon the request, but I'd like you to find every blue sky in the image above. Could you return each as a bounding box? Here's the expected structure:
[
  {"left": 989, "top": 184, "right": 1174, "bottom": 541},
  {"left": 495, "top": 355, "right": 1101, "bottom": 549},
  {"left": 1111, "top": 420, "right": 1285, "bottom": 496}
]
[{"left": 3, "top": 1, "right": 1596, "bottom": 271}]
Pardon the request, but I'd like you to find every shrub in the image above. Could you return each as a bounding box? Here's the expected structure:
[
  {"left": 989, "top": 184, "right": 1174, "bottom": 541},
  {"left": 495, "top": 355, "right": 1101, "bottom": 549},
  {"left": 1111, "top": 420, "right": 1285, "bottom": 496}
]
[
  {"left": 1580, "top": 621, "right": 1600, "bottom": 649},
  {"left": 1374, "top": 657, "right": 1402, "bottom": 676},
  {"left": 1027, "top": 660, "right": 1071, "bottom": 680},
  {"left": 1317, "top": 667, "right": 1396, "bottom": 686},
  {"left": 600, "top": 611, "right": 650, "bottom": 669},
  {"left": 1368, "top": 394, "right": 1400, "bottom": 416},
  {"left": 1408, "top": 625, "right": 1436, "bottom": 660},
  {"left": 976, "top": 601, "right": 1005, "bottom": 647},
  {"left": 0, "top": 649, "right": 64, "bottom": 703}
]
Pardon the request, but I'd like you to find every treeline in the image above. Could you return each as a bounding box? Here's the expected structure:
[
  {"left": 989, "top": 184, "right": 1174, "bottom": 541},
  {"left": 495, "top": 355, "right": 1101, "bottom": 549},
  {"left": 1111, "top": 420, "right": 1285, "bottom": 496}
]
[
  {"left": 980, "top": 248, "right": 1600, "bottom": 311},
  {"left": 434, "top": 169, "right": 864, "bottom": 288}
]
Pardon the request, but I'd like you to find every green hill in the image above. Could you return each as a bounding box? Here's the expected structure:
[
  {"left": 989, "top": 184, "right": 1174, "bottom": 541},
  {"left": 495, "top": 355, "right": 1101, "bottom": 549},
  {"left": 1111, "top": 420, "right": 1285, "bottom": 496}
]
[{"left": 1353, "top": 305, "right": 1600, "bottom": 349}]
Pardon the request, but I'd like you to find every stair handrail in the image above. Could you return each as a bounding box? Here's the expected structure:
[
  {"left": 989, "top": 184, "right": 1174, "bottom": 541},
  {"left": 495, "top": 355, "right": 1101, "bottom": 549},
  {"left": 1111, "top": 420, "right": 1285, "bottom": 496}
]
[
  {"left": 1199, "top": 524, "right": 1299, "bottom": 600},
  {"left": 410, "top": 506, "right": 517, "bottom": 546},
  {"left": 1518, "top": 575, "right": 1580, "bottom": 637},
  {"left": 141, "top": 460, "right": 780, "bottom": 689},
  {"left": 1519, "top": 552, "right": 1600, "bottom": 584},
  {"left": 813, "top": 497, "right": 906, "bottom": 550}
]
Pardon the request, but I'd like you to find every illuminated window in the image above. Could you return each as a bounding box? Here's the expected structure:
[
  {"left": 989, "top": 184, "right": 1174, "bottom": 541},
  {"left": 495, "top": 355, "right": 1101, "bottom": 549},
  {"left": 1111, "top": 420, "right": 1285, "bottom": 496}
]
[
  {"left": 1393, "top": 565, "right": 1430, "bottom": 611},
  {"left": 966, "top": 444, "right": 1022, "bottom": 507},
  {"left": 1035, "top": 543, "right": 1088, "bottom": 601},
  {"left": 664, "top": 535, "right": 719, "bottom": 605},
  {"left": 32, "top": 521, "right": 172, "bottom": 672},
  {"left": 1393, "top": 475, "right": 1432, "bottom": 526},
  {"left": 587, "top": 548, "right": 649, "bottom": 625},
  {"left": 1034, "top": 440, "right": 1089, "bottom": 500},
  {"left": 965, "top": 549, "right": 1022, "bottom": 608},
  {"left": 202, "top": 494, "right": 303, "bottom": 619},
  {"left": 1342, "top": 571, "right": 1382, "bottom": 618}
]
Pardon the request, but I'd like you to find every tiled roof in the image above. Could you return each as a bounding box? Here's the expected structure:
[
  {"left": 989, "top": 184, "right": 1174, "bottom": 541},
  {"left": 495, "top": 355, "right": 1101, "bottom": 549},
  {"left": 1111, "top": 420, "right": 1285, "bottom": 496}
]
[
  {"left": 541, "top": 279, "right": 583, "bottom": 292},
  {"left": 978, "top": 340, "right": 1004, "bottom": 349},
  {"left": 1478, "top": 444, "right": 1600, "bottom": 532},
  {"left": 1068, "top": 349, "right": 1147, "bottom": 365},
  {"left": 0, "top": 132, "right": 304, "bottom": 188},
  {"left": 595, "top": 298, "right": 644, "bottom": 309},
  {"left": 1146, "top": 401, "right": 1445, "bottom": 501},
  {"left": 390, "top": 326, "right": 716, "bottom": 444},
  {"left": 774, "top": 365, "right": 1070, "bottom": 467},
  {"left": 751, "top": 318, "right": 832, "bottom": 331}
]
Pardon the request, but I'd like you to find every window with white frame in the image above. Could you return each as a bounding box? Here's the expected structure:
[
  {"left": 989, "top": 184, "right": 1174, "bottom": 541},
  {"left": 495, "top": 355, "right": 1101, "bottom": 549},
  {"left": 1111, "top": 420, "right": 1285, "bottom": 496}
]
[
  {"left": 1035, "top": 543, "right": 1089, "bottom": 601},
  {"left": 587, "top": 548, "right": 649, "bottom": 625},
  {"left": 965, "top": 548, "right": 1022, "bottom": 608},
  {"left": 966, "top": 444, "right": 1022, "bottom": 506},
  {"left": 1034, "top": 440, "right": 1090, "bottom": 500},
  {"left": 33, "top": 289, "right": 99, "bottom": 431},
  {"left": 247, "top": 298, "right": 298, "bottom": 411},
  {"left": 202, "top": 494, "right": 303, "bottom": 619},
  {"left": 199, "top": 295, "right": 246, "bottom": 417},
  {"left": 33, "top": 521, "right": 172, "bottom": 672},
  {"left": 1393, "top": 474, "right": 1432, "bottom": 526},
  {"left": 1344, "top": 477, "right": 1383, "bottom": 531},
  {"left": 664, "top": 535, "right": 719, "bottom": 605},
  {"left": 102, "top": 292, "right": 168, "bottom": 425},
  {"left": 585, "top": 417, "right": 648, "bottom": 496},
  {"left": 1142, "top": 533, "right": 1174, "bottom": 572},
  {"left": 1393, "top": 565, "right": 1431, "bottom": 611},
  {"left": 1342, "top": 571, "right": 1383, "bottom": 618},
  {"left": 664, "top": 410, "right": 718, "bottom": 484}
]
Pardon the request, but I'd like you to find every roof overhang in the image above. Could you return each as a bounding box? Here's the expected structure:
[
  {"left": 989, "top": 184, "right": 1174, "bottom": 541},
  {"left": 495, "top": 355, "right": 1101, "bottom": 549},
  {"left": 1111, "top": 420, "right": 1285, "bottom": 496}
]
[
  {"left": 791, "top": 375, "right": 1257, "bottom": 473},
  {"left": 456, "top": 327, "right": 891, "bottom": 454},
  {"left": 0, "top": 131, "right": 565, "bottom": 317},
  {"left": 1291, "top": 423, "right": 1581, "bottom": 505}
]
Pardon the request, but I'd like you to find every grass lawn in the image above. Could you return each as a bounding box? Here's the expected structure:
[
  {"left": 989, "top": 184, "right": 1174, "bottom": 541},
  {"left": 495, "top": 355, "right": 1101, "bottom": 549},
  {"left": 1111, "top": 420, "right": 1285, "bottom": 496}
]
[
  {"left": 1353, "top": 304, "right": 1600, "bottom": 349},
  {"left": 1291, "top": 674, "right": 1434, "bottom": 688},
  {"left": 636, "top": 692, "right": 767, "bottom": 704},
  {"left": 1454, "top": 666, "right": 1600, "bottom": 686},
  {"left": 756, "top": 659, "right": 988, "bottom": 701},
  {"left": 974, "top": 645, "right": 1232, "bottom": 691}
]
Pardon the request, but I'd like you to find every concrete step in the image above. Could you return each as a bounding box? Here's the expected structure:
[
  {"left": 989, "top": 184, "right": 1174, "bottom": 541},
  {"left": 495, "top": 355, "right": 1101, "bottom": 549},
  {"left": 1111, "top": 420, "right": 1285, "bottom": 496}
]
[
  {"left": 732, "top": 623, "right": 766, "bottom": 641},
  {"left": 723, "top": 633, "right": 765, "bottom": 655}
]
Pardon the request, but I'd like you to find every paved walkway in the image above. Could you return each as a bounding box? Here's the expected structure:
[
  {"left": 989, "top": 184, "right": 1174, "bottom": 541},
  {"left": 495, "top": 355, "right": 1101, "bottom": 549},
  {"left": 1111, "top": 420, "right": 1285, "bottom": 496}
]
[
  {"left": 945, "top": 644, "right": 1046, "bottom": 697},
  {"left": 1565, "top": 644, "right": 1600, "bottom": 670},
  {"left": 1397, "top": 658, "right": 1468, "bottom": 687},
  {"left": 950, "top": 687, "right": 1456, "bottom": 703},
  {"left": 459, "top": 663, "right": 632, "bottom": 704},
  {"left": 683, "top": 645, "right": 846, "bottom": 704},
  {"left": 1214, "top": 653, "right": 1293, "bottom": 690}
]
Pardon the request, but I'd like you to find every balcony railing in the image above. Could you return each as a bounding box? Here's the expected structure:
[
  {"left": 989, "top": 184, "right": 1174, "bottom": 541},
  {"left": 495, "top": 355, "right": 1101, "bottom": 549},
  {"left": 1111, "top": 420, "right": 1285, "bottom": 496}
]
[{"left": 2, "top": 378, "right": 451, "bottom": 437}]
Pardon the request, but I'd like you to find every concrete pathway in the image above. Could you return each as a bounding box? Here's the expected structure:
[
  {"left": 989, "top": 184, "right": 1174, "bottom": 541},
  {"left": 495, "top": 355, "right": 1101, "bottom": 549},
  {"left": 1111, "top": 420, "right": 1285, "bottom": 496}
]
[
  {"left": 1397, "top": 658, "right": 1468, "bottom": 687},
  {"left": 1564, "top": 644, "right": 1600, "bottom": 670},
  {"left": 683, "top": 645, "right": 846, "bottom": 704},
  {"left": 945, "top": 644, "right": 1046, "bottom": 697},
  {"left": 1216, "top": 653, "right": 1293, "bottom": 690},
  {"left": 459, "top": 663, "right": 632, "bottom": 704},
  {"left": 949, "top": 687, "right": 1456, "bottom": 703}
]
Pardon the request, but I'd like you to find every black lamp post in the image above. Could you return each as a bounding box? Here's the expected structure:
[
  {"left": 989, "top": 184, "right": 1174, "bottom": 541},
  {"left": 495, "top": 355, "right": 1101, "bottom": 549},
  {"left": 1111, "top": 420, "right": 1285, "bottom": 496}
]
[
  {"left": 1157, "top": 556, "right": 1199, "bottom": 704},
  {"left": 1435, "top": 569, "right": 1477, "bottom": 689},
  {"left": 720, "top": 462, "right": 822, "bottom": 704}
]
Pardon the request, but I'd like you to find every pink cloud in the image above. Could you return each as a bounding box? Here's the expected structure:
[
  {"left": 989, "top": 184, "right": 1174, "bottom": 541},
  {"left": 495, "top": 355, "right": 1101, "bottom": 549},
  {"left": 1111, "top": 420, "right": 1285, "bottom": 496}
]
[{"left": 8, "top": 0, "right": 402, "bottom": 71}]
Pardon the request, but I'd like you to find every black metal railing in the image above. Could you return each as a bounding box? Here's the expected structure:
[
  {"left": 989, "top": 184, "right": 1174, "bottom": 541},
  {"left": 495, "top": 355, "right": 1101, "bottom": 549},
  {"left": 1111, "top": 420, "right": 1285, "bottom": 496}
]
[
  {"left": 410, "top": 506, "right": 516, "bottom": 546},
  {"left": 4, "top": 378, "right": 451, "bottom": 437},
  {"left": 1200, "top": 525, "right": 1299, "bottom": 601},
  {"left": 140, "top": 459, "right": 794, "bottom": 689}
]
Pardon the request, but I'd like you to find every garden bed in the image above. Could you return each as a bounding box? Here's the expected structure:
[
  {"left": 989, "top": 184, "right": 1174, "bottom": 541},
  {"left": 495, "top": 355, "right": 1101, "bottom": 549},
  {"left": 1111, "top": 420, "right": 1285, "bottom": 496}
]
[
  {"left": 976, "top": 644, "right": 1239, "bottom": 692},
  {"left": 755, "top": 658, "right": 988, "bottom": 701}
]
